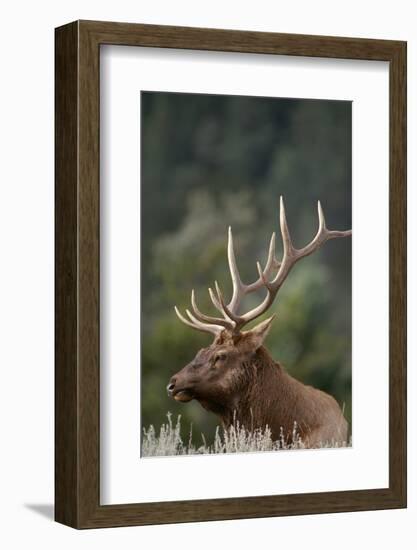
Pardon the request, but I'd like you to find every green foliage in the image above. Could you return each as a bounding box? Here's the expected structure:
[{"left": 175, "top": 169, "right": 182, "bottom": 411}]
[{"left": 141, "top": 92, "right": 352, "bottom": 443}]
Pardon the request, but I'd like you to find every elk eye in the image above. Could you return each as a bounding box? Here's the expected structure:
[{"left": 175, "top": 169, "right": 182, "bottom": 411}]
[{"left": 215, "top": 353, "right": 227, "bottom": 363}]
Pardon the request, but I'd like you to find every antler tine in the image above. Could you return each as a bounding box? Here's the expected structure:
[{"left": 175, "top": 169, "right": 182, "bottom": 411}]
[
  {"left": 267, "top": 232, "right": 281, "bottom": 271},
  {"left": 208, "top": 286, "right": 223, "bottom": 312},
  {"left": 245, "top": 232, "right": 280, "bottom": 291},
  {"left": 227, "top": 227, "right": 243, "bottom": 312},
  {"left": 292, "top": 200, "right": 352, "bottom": 260},
  {"left": 214, "top": 280, "right": 241, "bottom": 326},
  {"left": 227, "top": 227, "right": 280, "bottom": 314},
  {"left": 317, "top": 200, "right": 351, "bottom": 239},
  {"left": 318, "top": 200, "right": 326, "bottom": 231},
  {"left": 174, "top": 306, "right": 222, "bottom": 336},
  {"left": 279, "top": 195, "right": 294, "bottom": 257},
  {"left": 208, "top": 286, "right": 236, "bottom": 325},
  {"left": 256, "top": 261, "right": 273, "bottom": 291},
  {"left": 190, "top": 289, "right": 234, "bottom": 330}
]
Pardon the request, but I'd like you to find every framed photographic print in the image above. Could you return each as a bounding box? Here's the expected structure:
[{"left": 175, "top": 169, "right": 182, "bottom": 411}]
[{"left": 55, "top": 20, "right": 406, "bottom": 528}]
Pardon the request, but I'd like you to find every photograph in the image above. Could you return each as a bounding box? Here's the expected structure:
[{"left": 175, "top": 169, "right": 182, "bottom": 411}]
[{"left": 140, "top": 91, "right": 352, "bottom": 457}]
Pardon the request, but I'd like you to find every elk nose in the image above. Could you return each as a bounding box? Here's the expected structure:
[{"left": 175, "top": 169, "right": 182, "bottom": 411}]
[{"left": 167, "top": 379, "right": 176, "bottom": 396}]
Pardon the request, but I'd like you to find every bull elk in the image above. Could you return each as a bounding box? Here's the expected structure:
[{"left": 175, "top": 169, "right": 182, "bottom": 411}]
[{"left": 167, "top": 197, "right": 351, "bottom": 448}]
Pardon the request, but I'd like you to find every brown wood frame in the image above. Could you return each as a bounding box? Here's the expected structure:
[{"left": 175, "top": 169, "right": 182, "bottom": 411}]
[{"left": 55, "top": 20, "right": 407, "bottom": 529}]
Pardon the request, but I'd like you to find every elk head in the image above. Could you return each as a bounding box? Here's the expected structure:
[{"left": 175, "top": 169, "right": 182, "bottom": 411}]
[
  {"left": 166, "top": 316, "right": 275, "bottom": 407},
  {"left": 167, "top": 197, "right": 351, "bottom": 414}
]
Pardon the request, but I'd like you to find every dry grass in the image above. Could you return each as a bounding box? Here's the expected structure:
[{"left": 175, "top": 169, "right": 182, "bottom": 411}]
[{"left": 142, "top": 413, "right": 351, "bottom": 457}]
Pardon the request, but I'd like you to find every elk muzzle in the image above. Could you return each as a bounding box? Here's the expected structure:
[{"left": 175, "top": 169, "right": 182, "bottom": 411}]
[{"left": 166, "top": 375, "right": 194, "bottom": 402}]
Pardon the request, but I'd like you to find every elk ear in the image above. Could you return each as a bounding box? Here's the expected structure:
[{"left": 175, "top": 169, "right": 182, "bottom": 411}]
[{"left": 243, "top": 315, "right": 275, "bottom": 350}]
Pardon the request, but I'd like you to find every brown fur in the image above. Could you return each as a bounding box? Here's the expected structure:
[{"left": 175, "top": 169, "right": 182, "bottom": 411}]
[{"left": 167, "top": 326, "right": 348, "bottom": 448}]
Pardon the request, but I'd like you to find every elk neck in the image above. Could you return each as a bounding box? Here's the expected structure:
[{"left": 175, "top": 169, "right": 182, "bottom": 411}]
[{"left": 199, "top": 346, "right": 289, "bottom": 434}]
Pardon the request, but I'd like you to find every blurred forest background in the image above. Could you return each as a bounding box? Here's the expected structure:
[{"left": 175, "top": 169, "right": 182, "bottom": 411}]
[{"left": 141, "top": 91, "right": 352, "bottom": 446}]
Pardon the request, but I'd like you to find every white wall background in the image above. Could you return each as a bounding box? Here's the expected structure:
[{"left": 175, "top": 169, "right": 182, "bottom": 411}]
[{"left": 0, "top": 1, "right": 414, "bottom": 547}]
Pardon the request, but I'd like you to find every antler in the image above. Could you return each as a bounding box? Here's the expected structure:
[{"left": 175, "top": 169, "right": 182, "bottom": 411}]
[
  {"left": 174, "top": 196, "right": 351, "bottom": 336},
  {"left": 174, "top": 305, "right": 224, "bottom": 336}
]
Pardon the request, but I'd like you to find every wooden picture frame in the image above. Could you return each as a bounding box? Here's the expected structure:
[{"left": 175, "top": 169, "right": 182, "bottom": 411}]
[{"left": 55, "top": 20, "right": 407, "bottom": 528}]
